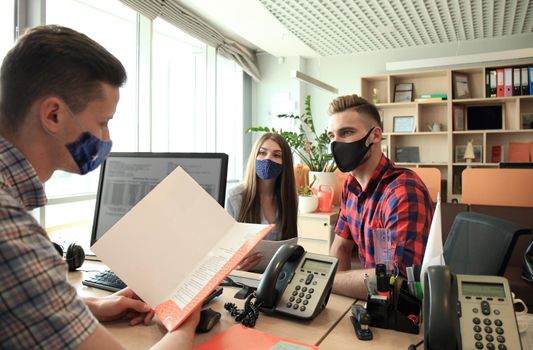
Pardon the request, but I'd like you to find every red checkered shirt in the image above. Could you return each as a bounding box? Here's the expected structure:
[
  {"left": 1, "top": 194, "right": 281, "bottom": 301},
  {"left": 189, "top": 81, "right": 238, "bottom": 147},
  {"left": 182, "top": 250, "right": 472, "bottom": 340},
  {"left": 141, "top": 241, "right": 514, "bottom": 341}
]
[
  {"left": 0, "top": 136, "right": 97, "bottom": 349},
  {"left": 335, "top": 154, "right": 434, "bottom": 276}
]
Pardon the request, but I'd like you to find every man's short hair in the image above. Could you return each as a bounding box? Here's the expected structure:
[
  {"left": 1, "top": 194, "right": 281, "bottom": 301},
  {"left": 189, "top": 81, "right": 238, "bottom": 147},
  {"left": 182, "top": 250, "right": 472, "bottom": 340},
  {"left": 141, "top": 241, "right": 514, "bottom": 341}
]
[
  {"left": 328, "top": 94, "right": 382, "bottom": 129},
  {"left": 0, "top": 25, "right": 127, "bottom": 131}
]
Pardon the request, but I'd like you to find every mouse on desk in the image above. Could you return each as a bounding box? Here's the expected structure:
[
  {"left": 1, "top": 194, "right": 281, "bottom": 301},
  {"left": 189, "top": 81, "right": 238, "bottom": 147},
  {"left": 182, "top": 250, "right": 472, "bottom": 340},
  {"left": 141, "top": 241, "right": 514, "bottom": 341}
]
[{"left": 195, "top": 308, "right": 221, "bottom": 333}]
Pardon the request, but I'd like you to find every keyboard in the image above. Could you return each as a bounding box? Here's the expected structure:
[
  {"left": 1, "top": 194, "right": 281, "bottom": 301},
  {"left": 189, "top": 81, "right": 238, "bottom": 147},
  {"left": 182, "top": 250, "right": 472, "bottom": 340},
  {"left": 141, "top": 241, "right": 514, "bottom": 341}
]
[{"left": 82, "top": 269, "right": 127, "bottom": 292}]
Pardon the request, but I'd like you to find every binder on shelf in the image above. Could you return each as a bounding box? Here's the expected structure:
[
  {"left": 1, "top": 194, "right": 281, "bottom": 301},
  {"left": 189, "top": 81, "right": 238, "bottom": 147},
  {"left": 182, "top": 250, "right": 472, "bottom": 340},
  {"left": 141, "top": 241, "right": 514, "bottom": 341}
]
[
  {"left": 491, "top": 145, "right": 504, "bottom": 163},
  {"left": 485, "top": 70, "right": 490, "bottom": 97},
  {"left": 504, "top": 67, "right": 513, "bottom": 97},
  {"left": 489, "top": 70, "right": 497, "bottom": 97},
  {"left": 529, "top": 67, "right": 533, "bottom": 95},
  {"left": 508, "top": 142, "right": 530, "bottom": 162},
  {"left": 522, "top": 67, "right": 530, "bottom": 95},
  {"left": 513, "top": 68, "right": 521, "bottom": 96},
  {"left": 496, "top": 68, "right": 504, "bottom": 97}
]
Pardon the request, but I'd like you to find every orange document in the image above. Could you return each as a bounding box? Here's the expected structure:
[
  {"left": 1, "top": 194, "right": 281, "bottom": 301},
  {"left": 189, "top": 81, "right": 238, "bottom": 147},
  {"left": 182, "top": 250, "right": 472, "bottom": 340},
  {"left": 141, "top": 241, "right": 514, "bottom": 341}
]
[
  {"left": 508, "top": 142, "right": 530, "bottom": 162},
  {"left": 92, "top": 167, "right": 273, "bottom": 331},
  {"left": 194, "top": 325, "right": 319, "bottom": 350}
]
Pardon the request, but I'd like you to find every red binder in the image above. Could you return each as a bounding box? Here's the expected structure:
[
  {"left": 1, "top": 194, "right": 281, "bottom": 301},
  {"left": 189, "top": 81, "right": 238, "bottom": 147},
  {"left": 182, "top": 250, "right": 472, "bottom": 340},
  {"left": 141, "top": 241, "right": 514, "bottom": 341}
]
[
  {"left": 504, "top": 68, "right": 513, "bottom": 96},
  {"left": 496, "top": 69, "right": 504, "bottom": 97}
]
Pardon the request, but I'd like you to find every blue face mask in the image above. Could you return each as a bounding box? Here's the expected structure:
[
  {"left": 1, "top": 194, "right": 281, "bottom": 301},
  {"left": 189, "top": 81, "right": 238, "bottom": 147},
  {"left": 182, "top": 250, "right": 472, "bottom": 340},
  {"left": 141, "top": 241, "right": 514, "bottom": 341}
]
[
  {"left": 256, "top": 159, "right": 283, "bottom": 180},
  {"left": 66, "top": 131, "right": 113, "bottom": 175}
]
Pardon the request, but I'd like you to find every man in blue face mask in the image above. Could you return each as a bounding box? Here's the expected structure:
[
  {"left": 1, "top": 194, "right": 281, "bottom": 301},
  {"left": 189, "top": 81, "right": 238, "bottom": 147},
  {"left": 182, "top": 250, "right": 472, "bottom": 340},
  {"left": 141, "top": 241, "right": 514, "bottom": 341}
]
[
  {"left": 0, "top": 25, "right": 199, "bottom": 349},
  {"left": 327, "top": 95, "right": 434, "bottom": 299}
]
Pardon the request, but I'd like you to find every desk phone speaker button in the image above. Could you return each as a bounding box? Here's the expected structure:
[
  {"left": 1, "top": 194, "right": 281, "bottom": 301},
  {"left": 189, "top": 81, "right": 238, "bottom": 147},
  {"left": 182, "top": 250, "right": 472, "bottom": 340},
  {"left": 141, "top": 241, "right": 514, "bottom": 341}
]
[
  {"left": 483, "top": 318, "right": 492, "bottom": 325},
  {"left": 473, "top": 317, "right": 481, "bottom": 324},
  {"left": 494, "top": 319, "right": 502, "bottom": 327},
  {"left": 485, "top": 334, "right": 494, "bottom": 342},
  {"left": 497, "top": 344, "right": 507, "bottom": 350},
  {"left": 303, "top": 300, "right": 309, "bottom": 305},
  {"left": 474, "top": 333, "right": 483, "bottom": 341},
  {"left": 300, "top": 306, "right": 306, "bottom": 312},
  {"left": 301, "top": 287, "right": 307, "bottom": 292},
  {"left": 495, "top": 327, "right": 503, "bottom": 335},
  {"left": 475, "top": 341, "right": 484, "bottom": 349},
  {"left": 486, "top": 343, "right": 495, "bottom": 350},
  {"left": 474, "top": 325, "right": 482, "bottom": 333},
  {"left": 496, "top": 335, "right": 505, "bottom": 343},
  {"left": 485, "top": 326, "right": 493, "bottom": 333}
]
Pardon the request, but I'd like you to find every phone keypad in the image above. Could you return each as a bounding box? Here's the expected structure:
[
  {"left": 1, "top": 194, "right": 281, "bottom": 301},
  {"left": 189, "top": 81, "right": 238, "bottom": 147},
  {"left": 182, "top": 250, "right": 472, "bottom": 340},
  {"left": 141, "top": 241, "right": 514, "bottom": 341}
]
[
  {"left": 285, "top": 276, "right": 316, "bottom": 313},
  {"left": 471, "top": 304, "right": 508, "bottom": 350}
]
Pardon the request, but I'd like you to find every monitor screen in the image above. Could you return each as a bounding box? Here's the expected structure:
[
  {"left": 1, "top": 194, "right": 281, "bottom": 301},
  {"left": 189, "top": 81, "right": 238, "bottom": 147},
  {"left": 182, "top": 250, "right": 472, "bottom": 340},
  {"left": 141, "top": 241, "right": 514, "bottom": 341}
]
[{"left": 90, "top": 152, "right": 228, "bottom": 246}]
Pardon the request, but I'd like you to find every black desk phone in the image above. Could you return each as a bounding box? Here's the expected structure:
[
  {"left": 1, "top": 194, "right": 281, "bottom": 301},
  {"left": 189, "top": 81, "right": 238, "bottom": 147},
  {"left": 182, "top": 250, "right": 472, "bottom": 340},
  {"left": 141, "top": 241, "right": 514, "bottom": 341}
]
[
  {"left": 255, "top": 244, "right": 338, "bottom": 320},
  {"left": 424, "top": 266, "right": 522, "bottom": 350}
]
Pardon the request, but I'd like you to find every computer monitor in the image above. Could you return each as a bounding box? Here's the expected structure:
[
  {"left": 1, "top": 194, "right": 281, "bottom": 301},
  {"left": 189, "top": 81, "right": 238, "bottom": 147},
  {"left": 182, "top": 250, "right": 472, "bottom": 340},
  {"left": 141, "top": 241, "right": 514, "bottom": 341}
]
[{"left": 90, "top": 152, "right": 228, "bottom": 246}]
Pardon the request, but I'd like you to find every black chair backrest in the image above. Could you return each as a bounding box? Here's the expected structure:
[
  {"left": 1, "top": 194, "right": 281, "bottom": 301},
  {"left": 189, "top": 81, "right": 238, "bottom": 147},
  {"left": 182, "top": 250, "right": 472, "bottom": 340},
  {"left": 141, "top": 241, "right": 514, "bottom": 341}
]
[{"left": 443, "top": 211, "right": 532, "bottom": 276}]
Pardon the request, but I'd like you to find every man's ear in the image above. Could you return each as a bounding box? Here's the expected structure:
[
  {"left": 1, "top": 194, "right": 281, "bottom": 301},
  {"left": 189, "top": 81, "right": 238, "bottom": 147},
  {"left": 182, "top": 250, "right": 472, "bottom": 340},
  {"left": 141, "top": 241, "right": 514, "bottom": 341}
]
[
  {"left": 38, "top": 96, "right": 63, "bottom": 135},
  {"left": 369, "top": 126, "right": 382, "bottom": 145}
]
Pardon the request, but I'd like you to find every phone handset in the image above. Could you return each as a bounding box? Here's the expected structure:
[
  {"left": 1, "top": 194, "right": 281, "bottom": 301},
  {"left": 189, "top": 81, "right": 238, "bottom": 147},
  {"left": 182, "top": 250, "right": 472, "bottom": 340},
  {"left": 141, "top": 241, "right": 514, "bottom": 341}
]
[
  {"left": 256, "top": 244, "right": 304, "bottom": 310},
  {"left": 424, "top": 266, "right": 461, "bottom": 350}
]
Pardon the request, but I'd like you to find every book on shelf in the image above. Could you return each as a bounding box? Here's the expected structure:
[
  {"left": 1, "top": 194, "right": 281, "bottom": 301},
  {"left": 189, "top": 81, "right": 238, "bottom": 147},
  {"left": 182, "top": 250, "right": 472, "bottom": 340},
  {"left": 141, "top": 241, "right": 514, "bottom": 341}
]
[
  {"left": 491, "top": 145, "right": 504, "bottom": 163},
  {"left": 497, "top": 68, "right": 504, "bottom": 97},
  {"left": 529, "top": 67, "right": 533, "bottom": 95},
  {"left": 414, "top": 97, "right": 445, "bottom": 102},
  {"left": 489, "top": 70, "right": 497, "bottom": 97},
  {"left": 194, "top": 325, "right": 319, "bottom": 350},
  {"left": 92, "top": 167, "right": 273, "bottom": 332},
  {"left": 508, "top": 142, "right": 531, "bottom": 162},
  {"left": 504, "top": 67, "right": 513, "bottom": 97},
  {"left": 418, "top": 93, "right": 448, "bottom": 99}
]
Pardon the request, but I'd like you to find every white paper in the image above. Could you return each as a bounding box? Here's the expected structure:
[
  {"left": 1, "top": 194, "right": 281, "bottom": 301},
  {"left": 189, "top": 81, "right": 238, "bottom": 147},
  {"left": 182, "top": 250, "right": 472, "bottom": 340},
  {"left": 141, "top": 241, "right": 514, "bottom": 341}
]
[
  {"left": 92, "top": 167, "right": 270, "bottom": 308},
  {"left": 247, "top": 237, "right": 298, "bottom": 272}
]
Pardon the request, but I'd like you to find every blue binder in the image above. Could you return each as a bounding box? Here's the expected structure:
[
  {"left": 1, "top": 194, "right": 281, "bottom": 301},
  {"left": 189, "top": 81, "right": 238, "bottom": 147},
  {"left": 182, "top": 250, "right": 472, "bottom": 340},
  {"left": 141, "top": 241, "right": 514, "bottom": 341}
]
[{"left": 529, "top": 67, "right": 533, "bottom": 95}]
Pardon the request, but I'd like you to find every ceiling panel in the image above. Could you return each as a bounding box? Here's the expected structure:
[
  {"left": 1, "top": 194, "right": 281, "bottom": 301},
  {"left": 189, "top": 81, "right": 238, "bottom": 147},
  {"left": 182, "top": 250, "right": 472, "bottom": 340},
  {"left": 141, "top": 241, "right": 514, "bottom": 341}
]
[{"left": 259, "top": 0, "right": 533, "bottom": 56}]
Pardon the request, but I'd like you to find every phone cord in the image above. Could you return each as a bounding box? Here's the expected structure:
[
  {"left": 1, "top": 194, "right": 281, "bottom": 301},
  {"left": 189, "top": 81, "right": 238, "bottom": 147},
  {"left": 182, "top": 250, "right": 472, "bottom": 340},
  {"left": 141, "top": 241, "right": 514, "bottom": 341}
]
[{"left": 224, "top": 292, "right": 262, "bottom": 328}]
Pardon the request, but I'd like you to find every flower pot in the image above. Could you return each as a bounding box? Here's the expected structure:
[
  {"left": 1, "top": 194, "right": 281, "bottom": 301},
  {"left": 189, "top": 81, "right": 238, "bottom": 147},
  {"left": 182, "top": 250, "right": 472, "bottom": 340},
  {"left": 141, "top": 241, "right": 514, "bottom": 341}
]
[
  {"left": 298, "top": 195, "right": 318, "bottom": 214},
  {"left": 309, "top": 171, "right": 337, "bottom": 189}
]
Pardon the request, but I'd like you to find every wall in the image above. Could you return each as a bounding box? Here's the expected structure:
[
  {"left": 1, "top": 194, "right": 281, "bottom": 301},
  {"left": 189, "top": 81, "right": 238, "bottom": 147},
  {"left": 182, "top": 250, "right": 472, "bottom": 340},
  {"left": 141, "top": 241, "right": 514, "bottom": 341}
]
[{"left": 253, "top": 33, "right": 533, "bottom": 135}]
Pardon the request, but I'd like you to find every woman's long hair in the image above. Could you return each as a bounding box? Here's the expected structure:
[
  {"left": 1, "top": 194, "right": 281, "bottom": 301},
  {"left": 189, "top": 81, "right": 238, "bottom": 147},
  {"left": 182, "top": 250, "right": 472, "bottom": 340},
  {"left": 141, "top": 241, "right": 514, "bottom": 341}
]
[{"left": 238, "top": 133, "right": 298, "bottom": 239}]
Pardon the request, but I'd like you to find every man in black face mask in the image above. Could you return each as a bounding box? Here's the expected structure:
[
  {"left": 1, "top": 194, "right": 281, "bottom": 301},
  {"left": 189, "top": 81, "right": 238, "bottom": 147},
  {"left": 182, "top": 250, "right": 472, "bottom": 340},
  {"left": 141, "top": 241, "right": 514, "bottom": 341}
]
[{"left": 327, "top": 95, "right": 433, "bottom": 299}]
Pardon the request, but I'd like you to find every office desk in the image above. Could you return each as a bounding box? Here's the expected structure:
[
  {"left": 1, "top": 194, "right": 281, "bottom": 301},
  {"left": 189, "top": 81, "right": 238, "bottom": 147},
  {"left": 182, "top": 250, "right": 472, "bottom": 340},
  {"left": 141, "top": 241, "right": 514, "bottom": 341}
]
[{"left": 69, "top": 261, "right": 355, "bottom": 349}]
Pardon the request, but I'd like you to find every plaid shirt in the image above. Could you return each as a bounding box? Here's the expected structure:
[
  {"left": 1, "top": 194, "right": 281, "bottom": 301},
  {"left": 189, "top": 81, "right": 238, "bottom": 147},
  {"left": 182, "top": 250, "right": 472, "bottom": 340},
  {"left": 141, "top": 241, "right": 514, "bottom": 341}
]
[
  {"left": 0, "top": 136, "right": 97, "bottom": 349},
  {"left": 335, "top": 154, "right": 433, "bottom": 276}
]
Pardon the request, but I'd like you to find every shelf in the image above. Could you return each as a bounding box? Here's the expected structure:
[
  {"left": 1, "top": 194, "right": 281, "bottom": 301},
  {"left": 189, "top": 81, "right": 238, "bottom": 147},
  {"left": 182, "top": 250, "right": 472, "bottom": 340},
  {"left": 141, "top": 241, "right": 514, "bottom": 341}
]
[
  {"left": 385, "top": 131, "right": 448, "bottom": 136},
  {"left": 396, "top": 162, "right": 448, "bottom": 167},
  {"left": 453, "top": 129, "right": 533, "bottom": 134},
  {"left": 452, "top": 163, "right": 499, "bottom": 167},
  {"left": 451, "top": 96, "right": 533, "bottom": 104}
]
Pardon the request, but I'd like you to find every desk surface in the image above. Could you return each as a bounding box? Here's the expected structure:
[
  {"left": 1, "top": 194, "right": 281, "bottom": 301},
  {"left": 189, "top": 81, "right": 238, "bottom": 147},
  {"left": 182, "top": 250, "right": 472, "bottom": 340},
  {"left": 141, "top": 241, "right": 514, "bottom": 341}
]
[
  {"left": 69, "top": 261, "right": 355, "bottom": 349},
  {"left": 71, "top": 262, "right": 533, "bottom": 349}
]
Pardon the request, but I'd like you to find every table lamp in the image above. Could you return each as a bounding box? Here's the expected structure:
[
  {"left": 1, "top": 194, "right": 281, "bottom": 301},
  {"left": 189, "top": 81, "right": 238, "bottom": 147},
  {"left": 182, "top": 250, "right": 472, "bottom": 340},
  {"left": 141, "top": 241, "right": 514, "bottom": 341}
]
[{"left": 463, "top": 139, "right": 475, "bottom": 167}]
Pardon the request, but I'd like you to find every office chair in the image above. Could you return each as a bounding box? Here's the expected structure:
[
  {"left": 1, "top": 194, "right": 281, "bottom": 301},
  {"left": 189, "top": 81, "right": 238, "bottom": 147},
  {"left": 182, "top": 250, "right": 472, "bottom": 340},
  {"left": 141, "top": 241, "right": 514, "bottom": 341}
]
[{"left": 443, "top": 211, "right": 531, "bottom": 276}]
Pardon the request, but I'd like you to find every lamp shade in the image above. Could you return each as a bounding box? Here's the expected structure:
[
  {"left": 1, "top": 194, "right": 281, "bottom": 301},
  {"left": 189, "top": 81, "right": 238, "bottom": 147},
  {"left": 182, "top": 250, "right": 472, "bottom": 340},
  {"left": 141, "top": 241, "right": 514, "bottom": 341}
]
[{"left": 464, "top": 140, "right": 475, "bottom": 161}]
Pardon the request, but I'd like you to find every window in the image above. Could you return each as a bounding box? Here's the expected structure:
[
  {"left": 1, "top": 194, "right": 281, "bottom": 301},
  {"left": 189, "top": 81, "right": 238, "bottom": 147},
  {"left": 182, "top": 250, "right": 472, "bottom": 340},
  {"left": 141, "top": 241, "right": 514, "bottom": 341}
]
[
  {"left": 45, "top": 0, "right": 138, "bottom": 249},
  {"left": 216, "top": 56, "right": 244, "bottom": 181},
  {"left": 0, "top": 1, "right": 15, "bottom": 63},
  {"left": 151, "top": 18, "right": 207, "bottom": 152}
]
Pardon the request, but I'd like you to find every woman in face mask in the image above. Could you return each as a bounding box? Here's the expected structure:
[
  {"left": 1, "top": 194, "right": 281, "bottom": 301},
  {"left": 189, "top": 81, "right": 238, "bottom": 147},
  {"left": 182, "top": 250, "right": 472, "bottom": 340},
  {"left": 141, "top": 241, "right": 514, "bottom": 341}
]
[{"left": 225, "top": 133, "right": 298, "bottom": 270}]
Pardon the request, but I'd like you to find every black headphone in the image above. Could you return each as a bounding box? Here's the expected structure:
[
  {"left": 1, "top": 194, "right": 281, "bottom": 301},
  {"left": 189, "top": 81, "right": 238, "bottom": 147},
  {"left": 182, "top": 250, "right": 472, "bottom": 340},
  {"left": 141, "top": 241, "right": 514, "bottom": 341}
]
[{"left": 52, "top": 242, "right": 85, "bottom": 272}]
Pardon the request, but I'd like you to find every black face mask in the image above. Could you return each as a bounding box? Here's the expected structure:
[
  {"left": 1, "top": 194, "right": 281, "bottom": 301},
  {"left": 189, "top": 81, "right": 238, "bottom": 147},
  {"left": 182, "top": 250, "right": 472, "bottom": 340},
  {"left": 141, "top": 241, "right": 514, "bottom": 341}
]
[{"left": 331, "top": 127, "right": 375, "bottom": 172}]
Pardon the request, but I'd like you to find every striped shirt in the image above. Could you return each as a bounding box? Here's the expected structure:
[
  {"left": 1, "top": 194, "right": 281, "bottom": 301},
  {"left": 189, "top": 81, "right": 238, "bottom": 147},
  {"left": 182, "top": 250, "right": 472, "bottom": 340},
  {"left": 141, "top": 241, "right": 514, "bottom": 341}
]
[
  {"left": 0, "top": 136, "right": 97, "bottom": 349},
  {"left": 335, "top": 154, "right": 433, "bottom": 276}
]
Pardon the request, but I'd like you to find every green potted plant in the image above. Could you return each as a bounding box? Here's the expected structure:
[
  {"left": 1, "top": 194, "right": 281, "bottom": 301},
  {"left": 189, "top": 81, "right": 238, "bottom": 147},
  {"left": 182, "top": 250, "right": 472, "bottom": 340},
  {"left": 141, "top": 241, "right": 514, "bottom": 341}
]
[{"left": 249, "top": 95, "right": 337, "bottom": 192}]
